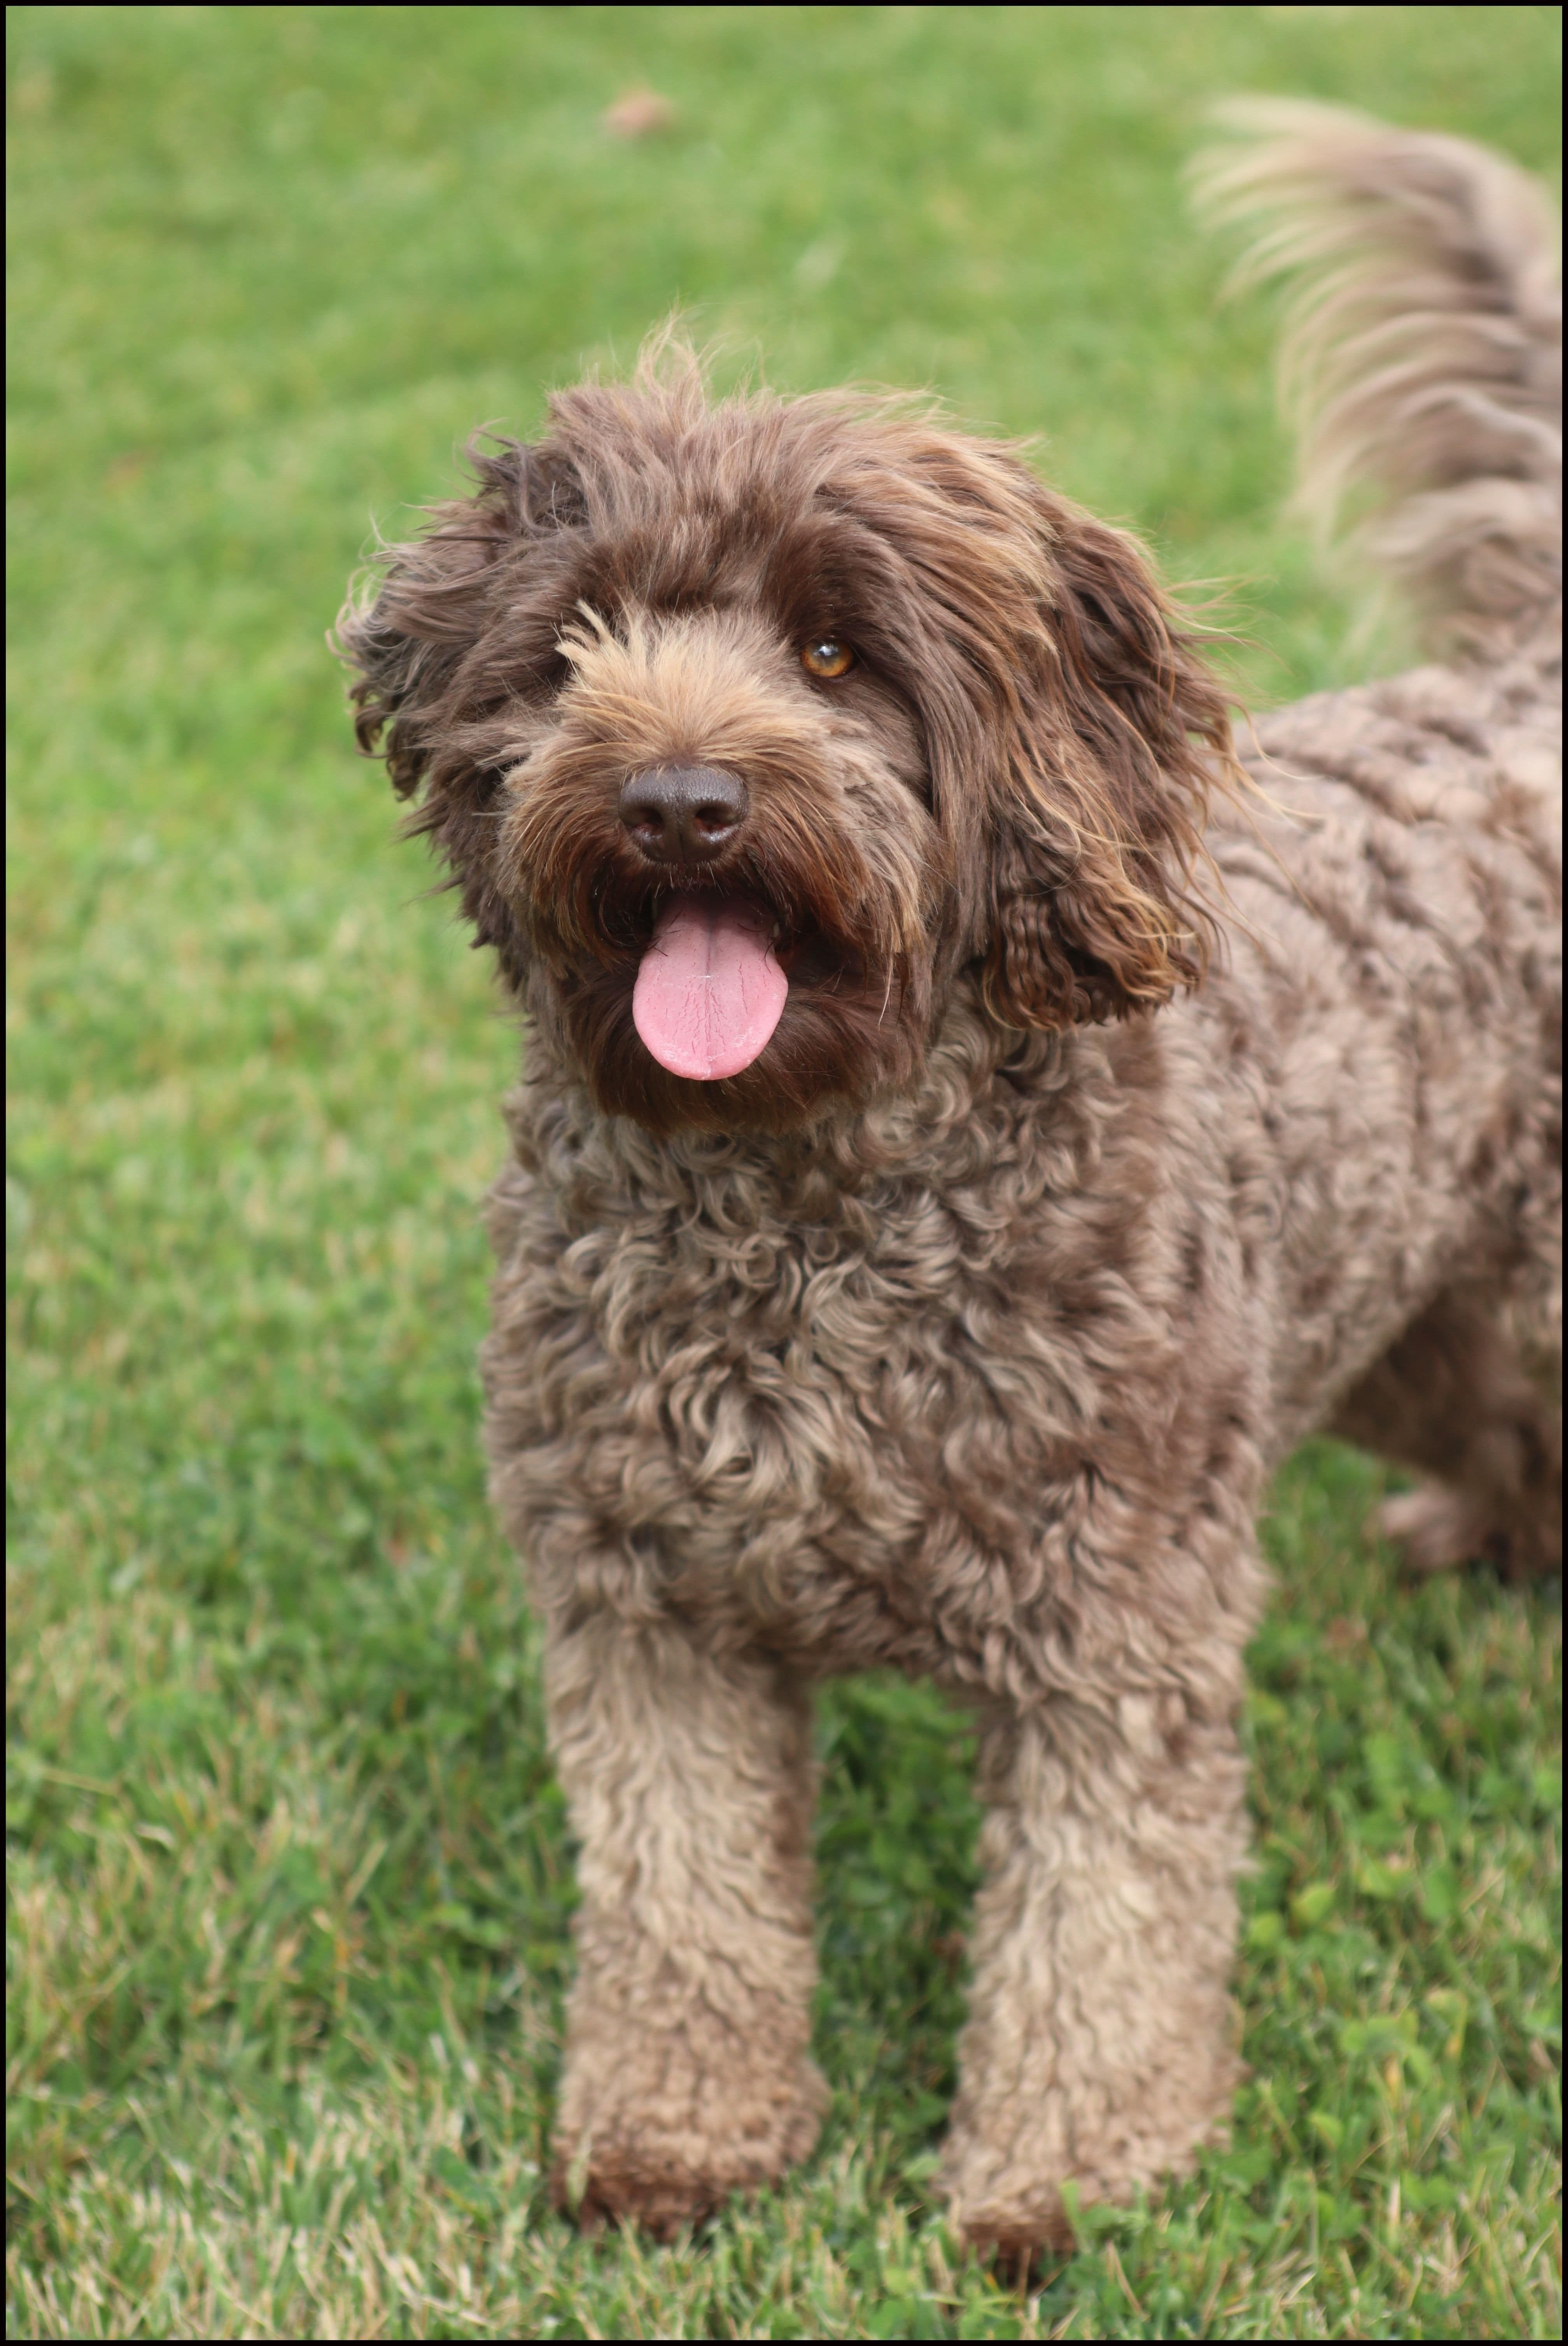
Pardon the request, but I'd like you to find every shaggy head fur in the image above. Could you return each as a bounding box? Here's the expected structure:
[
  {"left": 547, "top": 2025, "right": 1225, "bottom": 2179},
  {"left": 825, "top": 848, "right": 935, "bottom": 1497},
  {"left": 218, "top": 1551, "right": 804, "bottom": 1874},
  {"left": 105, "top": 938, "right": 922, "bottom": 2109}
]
[{"left": 339, "top": 354, "right": 1236, "bottom": 1131}]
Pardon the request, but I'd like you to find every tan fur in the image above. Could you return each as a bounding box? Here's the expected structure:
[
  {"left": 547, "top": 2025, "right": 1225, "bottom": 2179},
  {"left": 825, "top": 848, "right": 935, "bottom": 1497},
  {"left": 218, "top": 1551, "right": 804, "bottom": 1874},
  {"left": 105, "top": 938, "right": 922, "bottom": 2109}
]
[
  {"left": 543, "top": 1618, "right": 826, "bottom": 2233},
  {"left": 338, "top": 108, "right": 1561, "bottom": 2254}
]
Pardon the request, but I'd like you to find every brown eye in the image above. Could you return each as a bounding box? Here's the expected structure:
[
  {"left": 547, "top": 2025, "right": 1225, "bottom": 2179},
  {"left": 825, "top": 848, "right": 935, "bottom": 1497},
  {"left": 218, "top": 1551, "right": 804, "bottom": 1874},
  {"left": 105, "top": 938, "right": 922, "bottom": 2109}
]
[{"left": 801, "top": 636, "right": 855, "bottom": 680}]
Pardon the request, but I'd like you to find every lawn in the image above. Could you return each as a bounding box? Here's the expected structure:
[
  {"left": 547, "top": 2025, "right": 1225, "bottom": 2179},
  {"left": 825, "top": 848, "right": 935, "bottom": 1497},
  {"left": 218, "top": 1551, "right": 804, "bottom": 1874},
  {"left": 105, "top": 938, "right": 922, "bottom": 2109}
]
[{"left": 5, "top": 5, "right": 1561, "bottom": 2337}]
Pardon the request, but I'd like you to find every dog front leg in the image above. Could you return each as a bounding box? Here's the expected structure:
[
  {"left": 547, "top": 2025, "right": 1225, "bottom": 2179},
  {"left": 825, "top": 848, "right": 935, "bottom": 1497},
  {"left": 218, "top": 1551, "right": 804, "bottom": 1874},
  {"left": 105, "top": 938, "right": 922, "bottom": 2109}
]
[
  {"left": 544, "top": 1612, "right": 827, "bottom": 2237},
  {"left": 940, "top": 1687, "right": 1249, "bottom": 2261}
]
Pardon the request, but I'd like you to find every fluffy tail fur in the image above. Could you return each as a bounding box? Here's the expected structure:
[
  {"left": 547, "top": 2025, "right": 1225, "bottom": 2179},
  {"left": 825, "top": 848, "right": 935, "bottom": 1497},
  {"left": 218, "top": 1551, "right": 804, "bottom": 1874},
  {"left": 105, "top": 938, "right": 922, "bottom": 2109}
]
[{"left": 1193, "top": 99, "right": 1561, "bottom": 654}]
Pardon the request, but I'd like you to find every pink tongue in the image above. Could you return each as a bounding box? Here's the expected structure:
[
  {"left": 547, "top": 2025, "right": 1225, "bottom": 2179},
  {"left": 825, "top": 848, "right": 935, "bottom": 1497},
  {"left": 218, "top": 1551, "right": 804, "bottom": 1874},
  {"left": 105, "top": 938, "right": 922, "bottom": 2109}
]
[{"left": 633, "top": 896, "right": 788, "bottom": 1080}]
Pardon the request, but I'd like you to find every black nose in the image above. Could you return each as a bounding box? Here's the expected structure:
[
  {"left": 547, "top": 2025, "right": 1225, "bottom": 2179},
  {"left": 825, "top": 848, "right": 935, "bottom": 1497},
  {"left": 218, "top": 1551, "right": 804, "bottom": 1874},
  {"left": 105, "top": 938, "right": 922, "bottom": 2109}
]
[{"left": 619, "top": 766, "right": 749, "bottom": 864}]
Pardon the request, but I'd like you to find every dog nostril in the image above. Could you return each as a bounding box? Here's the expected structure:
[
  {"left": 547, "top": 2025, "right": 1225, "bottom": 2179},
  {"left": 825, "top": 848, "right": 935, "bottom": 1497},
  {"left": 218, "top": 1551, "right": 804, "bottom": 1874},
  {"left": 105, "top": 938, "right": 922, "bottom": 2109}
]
[{"left": 619, "top": 766, "right": 749, "bottom": 861}]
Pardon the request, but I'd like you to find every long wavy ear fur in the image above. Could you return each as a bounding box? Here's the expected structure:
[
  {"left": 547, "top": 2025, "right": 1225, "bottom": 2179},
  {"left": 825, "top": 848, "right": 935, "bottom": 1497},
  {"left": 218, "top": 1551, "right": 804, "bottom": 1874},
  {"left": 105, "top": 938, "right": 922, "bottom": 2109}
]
[
  {"left": 332, "top": 438, "right": 588, "bottom": 977},
  {"left": 816, "top": 426, "right": 1239, "bottom": 1032},
  {"left": 980, "top": 483, "right": 1237, "bottom": 1031}
]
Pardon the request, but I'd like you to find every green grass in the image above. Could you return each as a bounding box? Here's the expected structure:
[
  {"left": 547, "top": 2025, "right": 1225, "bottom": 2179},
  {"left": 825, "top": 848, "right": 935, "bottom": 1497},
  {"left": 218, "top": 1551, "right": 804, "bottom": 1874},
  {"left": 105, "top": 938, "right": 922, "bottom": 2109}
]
[{"left": 6, "top": 5, "right": 1561, "bottom": 2335}]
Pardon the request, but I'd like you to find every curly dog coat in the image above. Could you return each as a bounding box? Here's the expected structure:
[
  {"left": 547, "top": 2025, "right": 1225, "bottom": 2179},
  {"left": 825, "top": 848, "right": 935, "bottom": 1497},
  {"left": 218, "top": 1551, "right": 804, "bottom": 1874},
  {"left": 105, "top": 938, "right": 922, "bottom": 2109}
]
[{"left": 339, "top": 105, "right": 1561, "bottom": 2255}]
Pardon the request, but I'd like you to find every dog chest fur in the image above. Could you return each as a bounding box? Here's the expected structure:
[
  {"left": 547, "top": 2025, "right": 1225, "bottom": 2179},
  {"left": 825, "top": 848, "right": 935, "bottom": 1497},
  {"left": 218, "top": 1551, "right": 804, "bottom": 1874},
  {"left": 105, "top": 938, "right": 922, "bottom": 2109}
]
[{"left": 481, "top": 984, "right": 1276, "bottom": 1701}]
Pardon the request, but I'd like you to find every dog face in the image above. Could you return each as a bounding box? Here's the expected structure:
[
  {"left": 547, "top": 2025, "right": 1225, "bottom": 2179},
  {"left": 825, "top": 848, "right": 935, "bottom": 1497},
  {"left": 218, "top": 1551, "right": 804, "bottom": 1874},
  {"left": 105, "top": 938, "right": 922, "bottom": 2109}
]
[{"left": 339, "top": 345, "right": 1232, "bottom": 1131}]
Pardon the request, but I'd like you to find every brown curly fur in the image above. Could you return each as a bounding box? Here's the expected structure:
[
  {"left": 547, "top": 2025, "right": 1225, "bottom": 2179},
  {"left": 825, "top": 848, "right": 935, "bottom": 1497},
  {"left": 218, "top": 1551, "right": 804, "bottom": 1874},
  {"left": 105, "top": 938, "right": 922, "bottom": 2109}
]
[{"left": 337, "top": 106, "right": 1561, "bottom": 2255}]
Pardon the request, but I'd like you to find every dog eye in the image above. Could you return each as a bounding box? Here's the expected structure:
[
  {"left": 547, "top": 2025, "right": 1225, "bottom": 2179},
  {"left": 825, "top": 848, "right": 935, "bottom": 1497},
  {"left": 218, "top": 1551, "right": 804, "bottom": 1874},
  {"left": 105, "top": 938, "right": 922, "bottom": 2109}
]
[{"left": 801, "top": 636, "right": 855, "bottom": 680}]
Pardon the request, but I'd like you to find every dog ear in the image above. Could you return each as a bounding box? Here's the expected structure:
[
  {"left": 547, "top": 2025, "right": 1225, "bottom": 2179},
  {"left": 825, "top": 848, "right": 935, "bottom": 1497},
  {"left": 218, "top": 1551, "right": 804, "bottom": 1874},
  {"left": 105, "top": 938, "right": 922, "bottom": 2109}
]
[
  {"left": 844, "top": 429, "right": 1234, "bottom": 1029},
  {"left": 335, "top": 438, "right": 584, "bottom": 797},
  {"left": 333, "top": 437, "right": 586, "bottom": 973},
  {"left": 982, "top": 501, "right": 1235, "bottom": 1030}
]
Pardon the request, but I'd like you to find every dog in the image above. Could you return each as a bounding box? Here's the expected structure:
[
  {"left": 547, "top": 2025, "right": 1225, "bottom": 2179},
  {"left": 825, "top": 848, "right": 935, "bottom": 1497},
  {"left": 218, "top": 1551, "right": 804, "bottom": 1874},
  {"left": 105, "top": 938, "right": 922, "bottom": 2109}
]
[{"left": 337, "top": 103, "right": 1560, "bottom": 2258}]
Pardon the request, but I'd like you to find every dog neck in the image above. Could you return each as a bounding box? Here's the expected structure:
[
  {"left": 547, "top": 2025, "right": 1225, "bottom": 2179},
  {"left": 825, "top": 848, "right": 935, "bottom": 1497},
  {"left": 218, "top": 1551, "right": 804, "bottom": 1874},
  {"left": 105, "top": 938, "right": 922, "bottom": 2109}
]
[{"left": 506, "top": 974, "right": 1122, "bottom": 1219}]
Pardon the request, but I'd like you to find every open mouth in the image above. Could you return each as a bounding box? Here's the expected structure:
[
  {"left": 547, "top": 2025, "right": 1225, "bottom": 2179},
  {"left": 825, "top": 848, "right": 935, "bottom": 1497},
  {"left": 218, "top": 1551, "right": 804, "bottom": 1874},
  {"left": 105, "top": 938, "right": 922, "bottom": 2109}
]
[
  {"left": 565, "top": 854, "right": 877, "bottom": 1100},
  {"left": 631, "top": 892, "right": 790, "bottom": 1080}
]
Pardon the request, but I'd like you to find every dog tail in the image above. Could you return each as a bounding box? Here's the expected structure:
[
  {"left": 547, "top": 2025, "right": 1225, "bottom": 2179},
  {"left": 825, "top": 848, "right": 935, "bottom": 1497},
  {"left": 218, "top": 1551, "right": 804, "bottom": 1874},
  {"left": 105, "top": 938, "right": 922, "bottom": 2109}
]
[{"left": 1193, "top": 100, "right": 1561, "bottom": 653}]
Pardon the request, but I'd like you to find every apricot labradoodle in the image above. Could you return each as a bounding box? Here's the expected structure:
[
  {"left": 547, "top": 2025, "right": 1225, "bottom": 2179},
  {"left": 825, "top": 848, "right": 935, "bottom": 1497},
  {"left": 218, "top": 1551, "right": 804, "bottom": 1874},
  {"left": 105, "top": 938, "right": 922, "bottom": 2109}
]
[{"left": 338, "top": 105, "right": 1560, "bottom": 2257}]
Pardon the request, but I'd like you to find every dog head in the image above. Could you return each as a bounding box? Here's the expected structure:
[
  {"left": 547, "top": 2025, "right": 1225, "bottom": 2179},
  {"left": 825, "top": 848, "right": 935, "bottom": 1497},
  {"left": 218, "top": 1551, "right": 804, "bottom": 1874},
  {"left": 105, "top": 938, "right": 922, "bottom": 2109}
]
[{"left": 338, "top": 341, "right": 1233, "bottom": 1132}]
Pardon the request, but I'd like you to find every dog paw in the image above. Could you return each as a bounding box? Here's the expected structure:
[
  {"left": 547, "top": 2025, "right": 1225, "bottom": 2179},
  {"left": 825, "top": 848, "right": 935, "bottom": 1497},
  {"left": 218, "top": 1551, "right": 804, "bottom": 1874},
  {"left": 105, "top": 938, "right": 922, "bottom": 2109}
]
[
  {"left": 940, "top": 2064, "right": 1237, "bottom": 2273},
  {"left": 938, "top": 2144, "right": 1090, "bottom": 2275},
  {"left": 1379, "top": 1485, "right": 1496, "bottom": 1576},
  {"left": 550, "top": 2142, "right": 724, "bottom": 2239},
  {"left": 1380, "top": 1484, "right": 1559, "bottom": 1581},
  {"left": 551, "top": 2061, "right": 827, "bottom": 2239},
  {"left": 952, "top": 2199, "right": 1077, "bottom": 2280}
]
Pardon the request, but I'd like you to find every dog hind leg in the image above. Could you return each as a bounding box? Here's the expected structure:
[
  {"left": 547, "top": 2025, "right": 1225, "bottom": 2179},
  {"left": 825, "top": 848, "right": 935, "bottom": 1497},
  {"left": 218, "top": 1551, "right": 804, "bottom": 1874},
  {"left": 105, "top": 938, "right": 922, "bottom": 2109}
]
[
  {"left": 1332, "top": 1279, "right": 1561, "bottom": 1580},
  {"left": 545, "top": 1615, "right": 827, "bottom": 2236}
]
